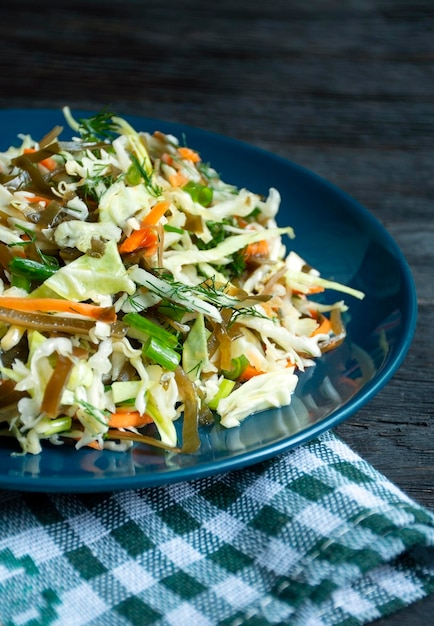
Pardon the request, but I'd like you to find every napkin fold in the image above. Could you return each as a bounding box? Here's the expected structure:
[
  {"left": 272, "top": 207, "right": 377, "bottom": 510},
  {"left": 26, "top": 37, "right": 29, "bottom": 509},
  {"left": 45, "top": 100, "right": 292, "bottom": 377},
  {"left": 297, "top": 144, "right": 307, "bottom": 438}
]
[{"left": 1, "top": 430, "right": 434, "bottom": 626}]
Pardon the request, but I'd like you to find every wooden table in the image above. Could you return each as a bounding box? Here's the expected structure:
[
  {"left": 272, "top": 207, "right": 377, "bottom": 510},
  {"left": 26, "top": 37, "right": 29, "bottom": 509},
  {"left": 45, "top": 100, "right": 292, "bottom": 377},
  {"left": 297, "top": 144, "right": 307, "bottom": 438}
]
[{"left": 0, "top": 1, "right": 432, "bottom": 623}]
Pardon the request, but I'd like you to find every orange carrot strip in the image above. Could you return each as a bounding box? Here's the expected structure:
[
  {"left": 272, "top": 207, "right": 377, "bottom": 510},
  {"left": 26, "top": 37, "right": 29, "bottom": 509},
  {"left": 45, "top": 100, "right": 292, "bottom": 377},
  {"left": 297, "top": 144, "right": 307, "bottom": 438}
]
[
  {"left": 23, "top": 148, "right": 57, "bottom": 171},
  {"left": 239, "top": 365, "right": 265, "bottom": 382},
  {"left": 168, "top": 172, "right": 189, "bottom": 188},
  {"left": 24, "top": 195, "right": 49, "bottom": 206},
  {"left": 142, "top": 200, "right": 170, "bottom": 226},
  {"left": 108, "top": 411, "right": 154, "bottom": 429},
  {"left": 243, "top": 240, "right": 269, "bottom": 260},
  {"left": 79, "top": 439, "right": 104, "bottom": 450},
  {"left": 119, "top": 201, "right": 169, "bottom": 255},
  {"left": 311, "top": 315, "right": 332, "bottom": 337},
  {"left": 161, "top": 153, "right": 174, "bottom": 166},
  {"left": 40, "top": 158, "right": 57, "bottom": 171},
  {"left": 0, "top": 297, "right": 116, "bottom": 323},
  {"left": 118, "top": 227, "right": 158, "bottom": 255},
  {"left": 177, "top": 147, "right": 201, "bottom": 163},
  {"left": 292, "top": 285, "right": 325, "bottom": 295}
]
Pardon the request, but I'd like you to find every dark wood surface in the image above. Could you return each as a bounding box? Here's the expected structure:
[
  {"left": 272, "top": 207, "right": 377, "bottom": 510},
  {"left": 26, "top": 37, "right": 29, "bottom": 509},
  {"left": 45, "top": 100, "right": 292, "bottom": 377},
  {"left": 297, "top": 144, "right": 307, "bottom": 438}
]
[{"left": 0, "top": 2, "right": 433, "bottom": 623}]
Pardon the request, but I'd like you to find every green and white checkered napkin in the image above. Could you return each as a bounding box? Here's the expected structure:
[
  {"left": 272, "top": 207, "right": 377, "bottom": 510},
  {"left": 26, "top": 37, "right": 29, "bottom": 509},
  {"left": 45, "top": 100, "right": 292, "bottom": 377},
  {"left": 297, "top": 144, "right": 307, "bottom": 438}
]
[{"left": 1, "top": 430, "right": 434, "bottom": 626}]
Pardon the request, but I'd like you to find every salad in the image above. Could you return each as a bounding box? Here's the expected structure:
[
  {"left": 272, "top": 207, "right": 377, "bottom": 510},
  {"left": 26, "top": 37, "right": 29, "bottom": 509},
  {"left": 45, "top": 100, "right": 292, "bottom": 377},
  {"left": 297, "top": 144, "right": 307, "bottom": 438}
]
[{"left": 0, "top": 108, "right": 364, "bottom": 455}]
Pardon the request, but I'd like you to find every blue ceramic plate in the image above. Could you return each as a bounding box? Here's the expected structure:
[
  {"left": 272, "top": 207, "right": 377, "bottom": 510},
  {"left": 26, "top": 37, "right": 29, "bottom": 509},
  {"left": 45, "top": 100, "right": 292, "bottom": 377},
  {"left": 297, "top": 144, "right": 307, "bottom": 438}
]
[{"left": 0, "top": 109, "right": 417, "bottom": 492}]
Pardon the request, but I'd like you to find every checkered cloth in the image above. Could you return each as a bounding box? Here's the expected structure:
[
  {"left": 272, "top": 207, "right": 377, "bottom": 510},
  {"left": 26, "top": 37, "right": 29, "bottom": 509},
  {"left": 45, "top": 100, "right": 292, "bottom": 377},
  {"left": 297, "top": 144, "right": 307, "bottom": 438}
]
[{"left": 1, "top": 431, "right": 434, "bottom": 626}]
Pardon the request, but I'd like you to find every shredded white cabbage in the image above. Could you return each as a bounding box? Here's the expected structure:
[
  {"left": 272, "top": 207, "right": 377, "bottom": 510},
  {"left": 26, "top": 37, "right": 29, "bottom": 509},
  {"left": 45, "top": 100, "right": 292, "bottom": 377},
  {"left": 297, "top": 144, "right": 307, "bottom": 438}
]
[{"left": 0, "top": 108, "right": 364, "bottom": 455}]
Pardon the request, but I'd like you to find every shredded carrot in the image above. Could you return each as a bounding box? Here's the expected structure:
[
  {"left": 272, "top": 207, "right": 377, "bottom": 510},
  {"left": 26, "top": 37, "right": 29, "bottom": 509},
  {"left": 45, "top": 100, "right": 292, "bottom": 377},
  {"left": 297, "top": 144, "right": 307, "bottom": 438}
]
[
  {"left": 177, "top": 147, "right": 201, "bottom": 163},
  {"left": 243, "top": 240, "right": 269, "bottom": 260},
  {"left": 293, "top": 285, "right": 325, "bottom": 296},
  {"left": 311, "top": 315, "right": 332, "bottom": 337},
  {"left": 142, "top": 200, "right": 170, "bottom": 226},
  {"left": 168, "top": 172, "right": 189, "bottom": 188},
  {"left": 65, "top": 434, "right": 104, "bottom": 451},
  {"left": 0, "top": 297, "right": 116, "bottom": 323},
  {"left": 87, "top": 440, "right": 104, "bottom": 450},
  {"left": 108, "top": 411, "right": 154, "bottom": 429},
  {"left": 23, "top": 148, "right": 57, "bottom": 171},
  {"left": 81, "top": 439, "right": 104, "bottom": 450},
  {"left": 118, "top": 226, "right": 158, "bottom": 255},
  {"left": 119, "top": 201, "right": 169, "bottom": 255},
  {"left": 24, "top": 195, "right": 49, "bottom": 206},
  {"left": 239, "top": 365, "right": 265, "bottom": 382},
  {"left": 161, "top": 153, "right": 174, "bottom": 166}
]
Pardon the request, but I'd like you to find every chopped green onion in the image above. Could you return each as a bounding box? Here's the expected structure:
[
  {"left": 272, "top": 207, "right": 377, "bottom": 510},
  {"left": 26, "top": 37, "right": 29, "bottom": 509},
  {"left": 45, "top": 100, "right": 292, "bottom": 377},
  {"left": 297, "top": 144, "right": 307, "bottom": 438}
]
[
  {"left": 123, "top": 312, "right": 178, "bottom": 348},
  {"left": 125, "top": 163, "right": 142, "bottom": 186},
  {"left": 182, "top": 181, "right": 213, "bottom": 207},
  {"left": 208, "top": 378, "right": 236, "bottom": 410},
  {"left": 143, "top": 337, "right": 180, "bottom": 371},
  {"left": 10, "top": 274, "right": 31, "bottom": 291},
  {"left": 34, "top": 416, "right": 72, "bottom": 436},
  {"left": 9, "top": 257, "right": 58, "bottom": 281},
  {"left": 222, "top": 354, "right": 249, "bottom": 380},
  {"left": 163, "top": 224, "right": 185, "bottom": 235},
  {"left": 157, "top": 301, "right": 187, "bottom": 322}
]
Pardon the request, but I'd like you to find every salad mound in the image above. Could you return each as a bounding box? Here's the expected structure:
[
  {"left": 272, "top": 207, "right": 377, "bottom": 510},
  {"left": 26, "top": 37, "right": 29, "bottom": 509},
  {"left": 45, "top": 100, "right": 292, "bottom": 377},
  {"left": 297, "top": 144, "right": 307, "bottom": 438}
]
[{"left": 0, "top": 108, "right": 364, "bottom": 455}]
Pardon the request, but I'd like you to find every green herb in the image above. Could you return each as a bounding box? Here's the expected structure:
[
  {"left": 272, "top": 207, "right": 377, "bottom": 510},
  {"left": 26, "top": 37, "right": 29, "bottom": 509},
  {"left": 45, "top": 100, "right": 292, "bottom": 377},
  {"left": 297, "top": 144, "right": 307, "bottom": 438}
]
[
  {"left": 228, "top": 304, "right": 273, "bottom": 327},
  {"left": 78, "top": 163, "right": 115, "bottom": 202},
  {"left": 157, "top": 300, "right": 188, "bottom": 322},
  {"left": 246, "top": 207, "right": 261, "bottom": 221},
  {"left": 194, "top": 220, "right": 246, "bottom": 278},
  {"left": 38, "top": 250, "right": 59, "bottom": 270},
  {"left": 228, "top": 249, "right": 246, "bottom": 277},
  {"left": 127, "top": 154, "right": 162, "bottom": 197},
  {"left": 9, "top": 225, "right": 59, "bottom": 274},
  {"left": 194, "top": 218, "right": 247, "bottom": 277},
  {"left": 9, "top": 224, "right": 36, "bottom": 247},
  {"left": 196, "top": 161, "right": 221, "bottom": 183},
  {"left": 77, "top": 110, "right": 118, "bottom": 142},
  {"left": 75, "top": 398, "right": 110, "bottom": 425}
]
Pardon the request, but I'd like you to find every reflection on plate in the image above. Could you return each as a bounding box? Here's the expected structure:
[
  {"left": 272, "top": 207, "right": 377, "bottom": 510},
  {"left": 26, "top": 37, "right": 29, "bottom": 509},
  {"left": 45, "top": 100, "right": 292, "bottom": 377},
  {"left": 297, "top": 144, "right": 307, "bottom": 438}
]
[{"left": 0, "top": 109, "right": 417, "bottom": 492}]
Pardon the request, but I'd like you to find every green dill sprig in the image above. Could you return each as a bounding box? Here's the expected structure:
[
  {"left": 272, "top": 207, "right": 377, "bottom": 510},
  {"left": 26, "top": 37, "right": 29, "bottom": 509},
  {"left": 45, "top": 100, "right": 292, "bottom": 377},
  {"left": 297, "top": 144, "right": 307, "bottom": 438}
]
[
  {"left": 10, "top": 224, "right": 59, "bottom": 269},
  {"left": 77, "top": 110, "right": 118, "bottom": 142},
  {"left": 153, "top": 271, "right": 266, "bottom": 320},
  {"left": 127, "top": 154, "right": 162, "bottom": 197},
  {"left": 75, "top": 398, "right": 109, "bottom": 425},
  {"left": 80, "top": 172, "right": 116, "bottom": 202},
  {"left": 196, "top": 161, "right": 218, "bottom": 182},
  {"left": 192, "top": 219, "right": 246, "bottom": 278},
  {"left": 228, "top": 305, "right": 274, "bottom": 327}
]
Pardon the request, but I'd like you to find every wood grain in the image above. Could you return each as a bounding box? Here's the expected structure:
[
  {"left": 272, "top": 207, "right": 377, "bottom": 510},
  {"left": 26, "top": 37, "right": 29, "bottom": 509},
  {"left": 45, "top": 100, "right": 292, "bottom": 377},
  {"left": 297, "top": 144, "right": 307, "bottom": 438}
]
[{"left": 0, "top": 2, "right": 433, "bottom": 623}]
